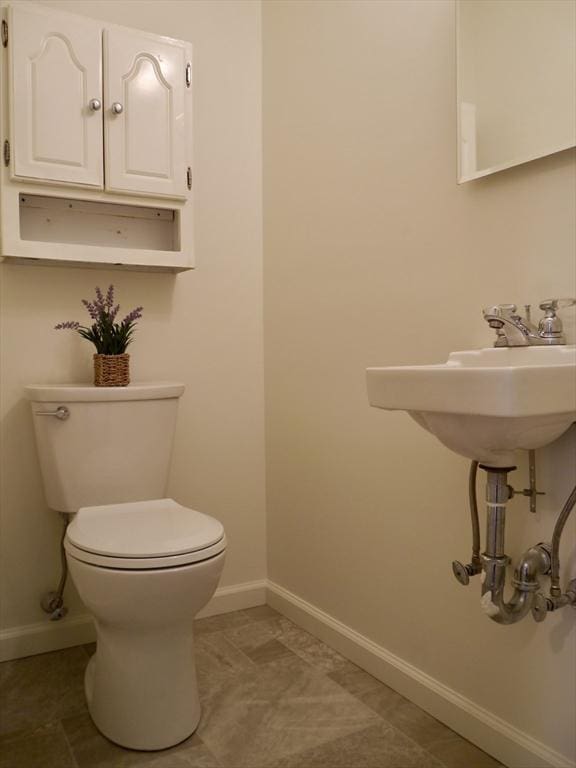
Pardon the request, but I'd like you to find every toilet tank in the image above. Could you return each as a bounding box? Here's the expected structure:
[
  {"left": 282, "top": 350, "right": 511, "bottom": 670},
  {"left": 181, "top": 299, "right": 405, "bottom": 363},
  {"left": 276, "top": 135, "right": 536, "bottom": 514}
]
[{"left": 25, "top": 383, "right": 185, "bottom": 513}]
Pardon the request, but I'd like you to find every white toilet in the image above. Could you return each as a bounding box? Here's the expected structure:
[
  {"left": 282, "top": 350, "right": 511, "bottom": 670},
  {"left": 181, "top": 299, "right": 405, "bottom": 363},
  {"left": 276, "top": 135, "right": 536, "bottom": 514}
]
[{"left": 25, "top": 383, "right": 226, "bottom": 751}]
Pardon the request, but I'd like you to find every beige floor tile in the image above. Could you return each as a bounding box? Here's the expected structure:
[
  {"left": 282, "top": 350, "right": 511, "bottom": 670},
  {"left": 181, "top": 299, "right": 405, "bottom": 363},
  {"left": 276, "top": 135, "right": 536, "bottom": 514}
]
[
  {"left": 354, "top": 685, "right": 450, "bottom": 746},
  {"left": 225, "top": 615, "right": 353, "bottom": 675},
  {"left": 269, "top": 721, "right": 444, "bottom": 768},
  {"left": 62, "top": 712, "right": 213, "bottom": 768},
  {"left": 343, "top": 679, "right": 502, "bottom": 768},
  {"left": 239, "top": 605, "right": 281, "bottom": 622},
  {"left": 198, "top": 654, "right": 380, "bottom": 768},
  {"left": 144, "top": 745, "right": 221, "bottom": 768},
  {"left": 221, "top": 615, "right": 281, "bottom": 652},
  {"left": 0, "top": 721, "right": 76, "bottom": 768},
  {"left": 193, "top": 611, "right": 254, "bottom": 637},
  {"left": 424, "top": 731, "right": 503, "bottom": 768},
  {"left": 243, "top": 638, "right": 298, "bottom": 665},
  {"left": 329, "top": 665, "right": 388, "bottom": 698},
  {"left": 195, "top": 632, "right": 255, "bottom": 698},
  {"left": 275, "top": 619, "right": 354, "bottom": 674},
  {"left": 0, "top": 646, "right": 88, "bottom": 736}
]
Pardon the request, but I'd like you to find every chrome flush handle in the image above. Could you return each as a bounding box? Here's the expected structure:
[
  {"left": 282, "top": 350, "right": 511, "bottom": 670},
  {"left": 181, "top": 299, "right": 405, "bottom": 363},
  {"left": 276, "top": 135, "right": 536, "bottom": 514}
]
[{"left": 35, "top": 406, "right": 70, "bottom": 420}]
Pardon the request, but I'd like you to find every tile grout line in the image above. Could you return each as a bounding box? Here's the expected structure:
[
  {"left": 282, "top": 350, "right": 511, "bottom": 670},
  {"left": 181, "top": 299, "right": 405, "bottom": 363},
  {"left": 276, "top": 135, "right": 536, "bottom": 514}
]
[
  {"left": 201, "top": 627, "right": 259, "bottom": 670},
  {"left": 211, "top": 612, "right": 293, "bottom": 665},
  {"left": 58, "top": 718, "right": 80, "bottom": 768}
]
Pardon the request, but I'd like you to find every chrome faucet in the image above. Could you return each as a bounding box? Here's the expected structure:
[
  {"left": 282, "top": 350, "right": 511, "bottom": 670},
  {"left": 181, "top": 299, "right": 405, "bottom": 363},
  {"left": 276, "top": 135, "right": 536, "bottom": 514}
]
[{"left": 483, "top": 298, "right": 575, "bottom": 347}]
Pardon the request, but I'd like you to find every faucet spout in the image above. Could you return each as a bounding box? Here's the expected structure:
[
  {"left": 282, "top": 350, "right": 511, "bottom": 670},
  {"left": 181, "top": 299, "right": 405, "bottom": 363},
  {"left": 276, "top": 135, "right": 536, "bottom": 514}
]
[
  {"left": 482, "top": 305, "right": 539, "bottom": 347},
  {"left": 484, "top": 315, "right": 530, "bottom": 347}
]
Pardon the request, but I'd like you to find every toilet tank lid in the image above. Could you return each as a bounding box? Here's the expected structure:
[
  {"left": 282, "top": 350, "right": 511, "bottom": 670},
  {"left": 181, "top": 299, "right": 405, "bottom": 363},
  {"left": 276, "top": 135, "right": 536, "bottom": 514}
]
[{"left": 25, "top": 382, "right": 185, "bottom": 402}]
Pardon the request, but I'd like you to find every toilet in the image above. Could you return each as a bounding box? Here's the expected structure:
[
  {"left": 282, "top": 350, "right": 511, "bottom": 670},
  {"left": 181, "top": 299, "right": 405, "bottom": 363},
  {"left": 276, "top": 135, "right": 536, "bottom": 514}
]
[{"left": 25, "top": 383, "right": 226, "bottom": 751}]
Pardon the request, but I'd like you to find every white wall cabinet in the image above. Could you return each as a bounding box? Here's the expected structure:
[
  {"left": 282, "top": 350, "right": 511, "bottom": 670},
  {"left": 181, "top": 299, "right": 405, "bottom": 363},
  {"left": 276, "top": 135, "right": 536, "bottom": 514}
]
[
  {"left": 1, "top": 2, "right": 193, "bottom": 272},
  {"left": 10, "top": 4, "right": 103, "bottom": 187},
  {"left": 104, "top": 28, "right": 189, "bottom": 198}
]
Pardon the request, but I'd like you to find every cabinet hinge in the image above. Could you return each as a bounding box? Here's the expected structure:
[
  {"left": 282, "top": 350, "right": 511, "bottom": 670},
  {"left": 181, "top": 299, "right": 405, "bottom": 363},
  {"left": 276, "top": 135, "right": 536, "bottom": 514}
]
[
  {"left": 186, "top": 166, "right": 192, "bottom": 190},
  {"left": 185, "top": 62, "right": 191, "bottom": 88},
  {"left": 3, "top": 140, "right": 10, "bottom": 167},
  {"left": 1, "top": 20, "right": 8, "bottom": 48}
]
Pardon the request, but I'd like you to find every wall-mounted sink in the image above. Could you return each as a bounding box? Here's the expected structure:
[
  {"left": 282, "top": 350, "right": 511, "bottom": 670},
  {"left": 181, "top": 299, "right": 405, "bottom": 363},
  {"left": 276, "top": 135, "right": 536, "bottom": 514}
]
[{"left": 366, "top": 346, "right": 576, "bottom": 466}]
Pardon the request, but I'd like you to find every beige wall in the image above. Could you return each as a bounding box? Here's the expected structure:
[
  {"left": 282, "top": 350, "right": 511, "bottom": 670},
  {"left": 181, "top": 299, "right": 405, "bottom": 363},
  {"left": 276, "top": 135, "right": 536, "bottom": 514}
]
[
  {"left": 263, "top": 0, "right": 576, "bottom": 763},
  {"left": 2, "top": 0, "right": 576, "bottom": 762},
  {"left": 0, "top": 0, "right": 265, "bottom": 628}
]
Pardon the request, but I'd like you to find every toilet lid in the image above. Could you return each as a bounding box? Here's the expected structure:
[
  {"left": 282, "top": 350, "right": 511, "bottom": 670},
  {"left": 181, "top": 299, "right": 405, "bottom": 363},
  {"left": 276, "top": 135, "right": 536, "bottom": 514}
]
[{"left": 67, "top": 498, "right": 225, "bottom": 559}]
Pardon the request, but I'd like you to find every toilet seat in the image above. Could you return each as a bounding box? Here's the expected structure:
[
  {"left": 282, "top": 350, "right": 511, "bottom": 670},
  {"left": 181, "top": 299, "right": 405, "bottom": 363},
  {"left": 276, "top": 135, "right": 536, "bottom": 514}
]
[{"left": 65, "top": 498, "right": 226, "bottom": 570}]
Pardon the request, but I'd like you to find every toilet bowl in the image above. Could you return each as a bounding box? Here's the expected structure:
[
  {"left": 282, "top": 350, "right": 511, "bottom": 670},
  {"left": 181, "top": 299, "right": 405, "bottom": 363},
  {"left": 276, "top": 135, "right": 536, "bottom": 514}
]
[
  {"left": 25, "top": 383, "right": 226, "bottom": 750},
  {"left": 65, "top": 498, "right": 226, "bottom": 750}
]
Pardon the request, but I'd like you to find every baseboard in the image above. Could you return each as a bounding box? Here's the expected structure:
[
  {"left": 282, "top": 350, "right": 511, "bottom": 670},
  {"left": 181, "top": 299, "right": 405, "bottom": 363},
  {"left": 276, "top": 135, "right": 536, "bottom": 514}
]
[
  {"left": 0, "top": 579, "right": 267, "bottom": 662},
  {"left": 197, "top": 578, "right": 268, "bottom": 618},
  {"left": 267, "top": 580, "right": 575, "bottom": 768},
  {"left": 0, "top": 614, "right": 96, "bottom": 663}
]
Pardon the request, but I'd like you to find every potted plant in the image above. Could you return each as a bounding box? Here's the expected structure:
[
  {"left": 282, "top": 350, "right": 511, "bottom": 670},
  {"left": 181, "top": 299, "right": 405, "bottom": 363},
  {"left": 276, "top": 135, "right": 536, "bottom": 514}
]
[{"left": 55, "top": 285, "right": 143, "bottom": 387}]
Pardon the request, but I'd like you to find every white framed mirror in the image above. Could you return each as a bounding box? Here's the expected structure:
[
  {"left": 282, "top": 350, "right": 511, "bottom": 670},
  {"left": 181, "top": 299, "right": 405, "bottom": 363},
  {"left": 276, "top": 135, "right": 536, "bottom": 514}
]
[{"left": 457, "top": 0, "right": 576, "bottom": 183}]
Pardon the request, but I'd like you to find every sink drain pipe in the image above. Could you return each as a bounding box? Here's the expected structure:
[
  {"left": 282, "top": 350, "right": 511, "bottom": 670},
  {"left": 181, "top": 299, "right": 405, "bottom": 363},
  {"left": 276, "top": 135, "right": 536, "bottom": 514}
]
[
  {"left": 479, "top": 467, "right": 551, "bottom": 625},
  {"left": 453, "top": 462, "right": 576, "bottom": 624}
]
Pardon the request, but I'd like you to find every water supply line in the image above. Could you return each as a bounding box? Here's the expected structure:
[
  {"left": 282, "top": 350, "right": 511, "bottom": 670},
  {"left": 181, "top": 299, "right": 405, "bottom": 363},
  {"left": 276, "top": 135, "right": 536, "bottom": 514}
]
[
  {"left": 548, "top": 483, "right": 576, "bottom": 610},
  {"left": 451, "top": 461, "right": 482, "bottom": 585},
  {"left": 468, "top": 460, "right": 482, "bottom": 569},
  {"left": 40, "top": 513, "right": 70, "bottom": 621}
]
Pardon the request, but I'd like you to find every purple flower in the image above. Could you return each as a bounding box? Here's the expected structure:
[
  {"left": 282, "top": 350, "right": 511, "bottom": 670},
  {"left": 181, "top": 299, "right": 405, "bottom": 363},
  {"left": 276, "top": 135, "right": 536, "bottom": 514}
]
[
  {"left": 55, "top": 321, "right": 80, "bottom": 330},
  {"left": 110, "top": 303, "right": 120, "bottom": 322},
  {"left": 121, "top": 306, "right": 143, "bottom": 325},
  {"left": 81, "top": 299, "right": 100, "bottom": 321},
  {"left": 105, "top": 285, "right": 115, "bottom": 309},
  {"left": 94, "top": 286, "right": 105, "bottom": 308}
]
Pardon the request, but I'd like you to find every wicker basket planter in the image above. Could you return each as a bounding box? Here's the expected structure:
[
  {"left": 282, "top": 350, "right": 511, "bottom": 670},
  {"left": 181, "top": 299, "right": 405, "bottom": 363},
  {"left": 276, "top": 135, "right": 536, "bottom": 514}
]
[{"left": 93, "top": 353, "right": 130, "bottom": 387}]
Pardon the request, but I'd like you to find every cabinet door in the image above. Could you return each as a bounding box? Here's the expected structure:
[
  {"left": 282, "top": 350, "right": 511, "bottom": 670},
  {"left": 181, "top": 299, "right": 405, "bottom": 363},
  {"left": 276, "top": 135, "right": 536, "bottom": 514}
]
[
  {"left": 104, "top": 28, "right": 191, "bottom": 199},
  {"left": 9, "top": 4, "right": 103, "bottom": 187}
]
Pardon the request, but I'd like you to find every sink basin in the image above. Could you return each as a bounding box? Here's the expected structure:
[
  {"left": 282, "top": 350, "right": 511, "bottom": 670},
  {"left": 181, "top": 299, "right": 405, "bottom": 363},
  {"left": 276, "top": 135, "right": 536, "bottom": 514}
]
[{"left": 366, "top": 346, "right": 576, "bottom": 466}]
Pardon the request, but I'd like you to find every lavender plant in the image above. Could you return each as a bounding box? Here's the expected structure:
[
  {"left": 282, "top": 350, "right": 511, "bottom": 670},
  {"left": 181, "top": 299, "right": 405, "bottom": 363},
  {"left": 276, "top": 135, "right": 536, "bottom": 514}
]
[{"left": 55, "top": 285, "right": 143, "bottom": 355}]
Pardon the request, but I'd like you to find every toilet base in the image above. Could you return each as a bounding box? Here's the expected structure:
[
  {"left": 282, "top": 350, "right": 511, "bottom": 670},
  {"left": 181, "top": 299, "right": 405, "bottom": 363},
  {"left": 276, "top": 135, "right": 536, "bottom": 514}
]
[
  {"left": 67, "top": 551, "right": 226, "bottom": 751},
  {"left": 84, "top": 630, "right": 201, "bottom": 751}
]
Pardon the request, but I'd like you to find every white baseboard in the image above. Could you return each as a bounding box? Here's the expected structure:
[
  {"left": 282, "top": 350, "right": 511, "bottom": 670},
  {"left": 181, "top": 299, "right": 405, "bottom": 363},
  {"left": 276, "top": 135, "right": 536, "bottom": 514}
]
[
  {"left": 0, "top": 614, "right": 96, "bottom": 663},
  {"left": 267, "top": 580, "right": 575, "bottom": 768},
  {"left": 197, "top": 578, "right": 267, "bottom": 618},
  {"left": 0, "top": 579, "right": 267, "bottom": 663}
]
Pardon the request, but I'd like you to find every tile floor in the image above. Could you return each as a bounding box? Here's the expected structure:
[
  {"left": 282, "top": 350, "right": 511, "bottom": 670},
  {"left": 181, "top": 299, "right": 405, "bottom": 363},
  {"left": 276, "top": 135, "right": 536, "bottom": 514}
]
[{"left": 0, "top": 606, "right": 504, "bottom": 768}]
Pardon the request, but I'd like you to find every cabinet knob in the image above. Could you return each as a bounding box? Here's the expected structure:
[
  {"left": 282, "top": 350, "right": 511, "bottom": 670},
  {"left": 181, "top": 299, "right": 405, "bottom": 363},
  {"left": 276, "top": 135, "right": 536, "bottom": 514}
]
[
  {"left": 111, "top": 102, "right": 124, "bottom": 115},
  {"left": 89, "top": 98, "right": 102, "bottom": 112}
]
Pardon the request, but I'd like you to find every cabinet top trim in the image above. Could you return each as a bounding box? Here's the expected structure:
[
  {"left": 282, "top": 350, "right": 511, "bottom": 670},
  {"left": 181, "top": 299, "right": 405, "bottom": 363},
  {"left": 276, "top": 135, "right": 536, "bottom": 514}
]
[{"left": 3, "top": 1, "right": 192, "bottom": 50}]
